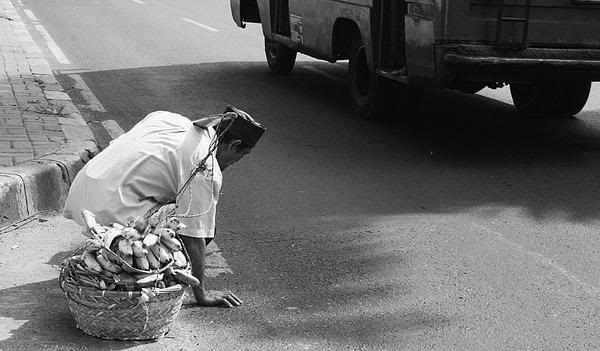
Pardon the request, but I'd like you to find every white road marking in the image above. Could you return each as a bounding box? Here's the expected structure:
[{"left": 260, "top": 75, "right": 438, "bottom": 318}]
[
  {"left": 67, "top": 74, "right": 107, "bottom": 112},
  {"left": 472, "top": 223, "right": 600, "bottom": 297},
  {"left": 23, "top": 9, "right": 38, "bottom": 22},
  {"left": 34, "top": 24, "right": 70, "bottom": 64},
  {"left": 131, "top": 0, "right": 146, "bottom": 4},
  {"left": 100, "top": 120, "right": 125, "bottom": 140},
  {"left": 181, "top": 18, "right": 220, "bottom": 32},
  {"left": 205, "top": 243, "right": 233, "bottom": 277},
  {"left": 303, "top": 65, "right": 346, "bottom": 85}
]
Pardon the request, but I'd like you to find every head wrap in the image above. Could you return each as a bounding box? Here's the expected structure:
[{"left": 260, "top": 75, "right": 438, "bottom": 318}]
[{"left": 193, "top": 105, "right": 265, "bottom": 147}]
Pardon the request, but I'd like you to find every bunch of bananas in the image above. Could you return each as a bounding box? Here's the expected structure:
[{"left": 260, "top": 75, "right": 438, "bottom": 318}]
[{"left": 63, "top": 206, "right": 200, "bottom": 291}]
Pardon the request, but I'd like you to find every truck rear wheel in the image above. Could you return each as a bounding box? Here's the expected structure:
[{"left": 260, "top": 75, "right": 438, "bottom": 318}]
[
  {"left": 348, "top": 36, "right": 391, "bottom": 119},
  {"left": 265, "top": 37, "right": 296, "bottom": 74},
  {"left": 510, "top": 81, "right": 591, "bottom": 117}
]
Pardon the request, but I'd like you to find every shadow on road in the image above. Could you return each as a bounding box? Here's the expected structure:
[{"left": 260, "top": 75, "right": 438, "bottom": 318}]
[
  {"left": 0, "top": 249, "right": 168, "bottom": 350},
  {"left": 48, "top": 61, "right": 600, "bottom": 348},
  {"left": 0, "top": 278, "right": 164, "bottom": 350},
  {"left": 63, "top": 61, "right": 600, "bottom": 224}
]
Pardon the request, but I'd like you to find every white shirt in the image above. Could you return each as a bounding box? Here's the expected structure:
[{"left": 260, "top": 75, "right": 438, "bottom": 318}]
[{"left": 63, "top": 111, "right": 222, "bottom": 238}]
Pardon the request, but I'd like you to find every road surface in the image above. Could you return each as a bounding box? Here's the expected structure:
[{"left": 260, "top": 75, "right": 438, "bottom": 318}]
[{"left": 2, "top": 0, "right": 600, "bottom": 349}]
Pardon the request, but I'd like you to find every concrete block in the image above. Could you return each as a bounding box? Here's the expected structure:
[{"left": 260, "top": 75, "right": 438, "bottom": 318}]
[{"left": 0, "top": 140, "right": 99, "bottom": 227}]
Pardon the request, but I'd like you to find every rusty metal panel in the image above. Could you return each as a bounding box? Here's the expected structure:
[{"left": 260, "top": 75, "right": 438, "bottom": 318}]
[
  {"left": 405, "top": 1, "right": 440, "bottom": 79},
  {"left": 288, "top": 0, "right": 373, "bottom": 63},
  {"left": 405, "top": 16, "right": 436, "bottom": 78}
]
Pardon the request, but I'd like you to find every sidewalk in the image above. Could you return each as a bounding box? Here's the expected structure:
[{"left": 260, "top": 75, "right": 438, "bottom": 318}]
[{"left": 0, "top": 0, "right": 98, "bottom": 227}]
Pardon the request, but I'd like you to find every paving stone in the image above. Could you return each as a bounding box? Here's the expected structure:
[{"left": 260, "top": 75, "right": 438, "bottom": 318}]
[
  {"left": 28, "top": 134, "right": 48, "bottom": 141},
  {"left": 13, "top": 155, "right": 33, "bottom": 163},
  {"left": 48, "top": 135, "right": 66, "bottom": 142},
  {"left": 45, "top": 90, "right": 70, "bottom": 100},
  {"left": 0, "top": 151, "right": 32, "bottom": 157},
  {"left": 0, "top": 156, "right": 12, "bottom": 166},
  {"left": 7, "top": 128, "right": 26, "bottom": 135},
  {"left": 0, "top": 118, "right": 23, "bottom": 125},
  {"left": 0, "top": 1, "right": 82, "bottom": 169}
]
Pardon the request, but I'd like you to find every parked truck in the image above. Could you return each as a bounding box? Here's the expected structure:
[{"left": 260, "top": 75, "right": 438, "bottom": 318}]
[{"left": 230, "top": 0, "right": 600, "bottom": 119}]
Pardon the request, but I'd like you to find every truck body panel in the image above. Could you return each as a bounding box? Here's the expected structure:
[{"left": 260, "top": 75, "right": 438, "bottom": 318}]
[{"left": 231, "top": 0, "right": 600, "bottom": 117}]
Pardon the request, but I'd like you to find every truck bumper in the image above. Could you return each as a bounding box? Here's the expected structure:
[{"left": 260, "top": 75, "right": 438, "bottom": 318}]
[{"left": 441, "top": 45, "right": 600, "bottom": 83}]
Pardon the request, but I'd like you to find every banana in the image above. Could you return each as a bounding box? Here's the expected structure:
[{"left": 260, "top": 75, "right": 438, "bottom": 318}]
[
  {"left": 118, "top": 249, "right": 135, "bottom": 273},
  {"left": 175, "top": 223, "right": 187, "bottom": 234},
  {"left": 172, "top": 250, "right": 187, "bottom": 268},
  {"left": 154, "top": 228, "right": 176, "bottom": 239},
  {"left": 84, "top": 238, "right": 104, "bottom": 253},
  {"left": 131, "top": 240, "right": 148, "bottom": 257},
  {"left": 146, "top": 249, "right": 161, "bottom": 270},
  {"left": 100, "top": 270, "right": 115, "bottom": 281},
  {"left": 160, "top": 235, "right": 182, "bottom": 252},
  {"left": 113, "top": 273, "right": 136, "bottom": 285},
  {"left": 158, "top": 243, "right": 173, "bottom": 264},
  {"left": 148, "top": 243, "right": 171, "bottom": 265},
  {"left": 117, "top": 237, "right": 134, "bottom": 256},
  {"left": 148, "top": 244, "right": 162, "bottom": 264},
  {"left": 170, "top": 268, "right": 200, "bottom": 287},
  {"left": 99, "top": 280, "right": 107, "bottom": 290},
  {"left": 142, "top": 233, "right": 159, "bottom": 247},
  {"left": 148, "top": 204, "right": 176, "bottom": 228},
  {"left": 128, "top": 216, "right": 148, "bottom": 233},
  {"left": 121, "top": 227, "right": 142, "bottom": 241},
  {"left": 156, "top": 217, "right": 179, "bottom": 231},
  {"left": 96, "top": 250, "right": 123, "bottom": 274},
  {"left": 136, "top": 273, "right": 164, "bottom": 288},
  {"left": 134, "top": 255, "right": 150, "bottom": 271},
  {"left": 104, "top": 228, "right": 123, "bottom": 248},
  {"left": 104, "top": 248, "right": 122, "bottom": 264},
  {"left": 167, "top": 217, "right": 180, "bottom": 230},
  {"left": 82, "top": 251, "right": 102, "bottom": 274}
]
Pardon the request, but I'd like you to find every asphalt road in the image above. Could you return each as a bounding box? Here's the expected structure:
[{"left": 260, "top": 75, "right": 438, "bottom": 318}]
[{"left": 6, "top": 0, "right": 600, "bottom": 350}]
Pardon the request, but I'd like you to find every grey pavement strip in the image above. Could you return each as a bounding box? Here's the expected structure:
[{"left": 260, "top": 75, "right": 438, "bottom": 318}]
[
  {"left": 0, "top": 0, "right": 99, "bottom": 227},
  {"left": 67, "top": 73, "right": 107, "bottom": 112},
  {"left": 100, "top": 119, "right": 125, "bottom": 140}
]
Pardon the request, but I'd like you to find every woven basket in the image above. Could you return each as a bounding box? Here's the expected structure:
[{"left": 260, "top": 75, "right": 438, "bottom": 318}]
[{"left": 59, "top": 268, "right": 187, "bottom": 340}]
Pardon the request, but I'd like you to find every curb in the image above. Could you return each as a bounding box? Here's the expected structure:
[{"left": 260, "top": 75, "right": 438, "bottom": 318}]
[
  {"left": 0, "top": 139, "right": 98, "bottom": 227},
  {"left": 0, "top": 1, "right": 99, "bottom": 228}
]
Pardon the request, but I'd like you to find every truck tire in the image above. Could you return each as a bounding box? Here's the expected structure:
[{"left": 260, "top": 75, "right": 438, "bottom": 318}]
[
  {"left": 265, "top": 37, "right": 296, "bottom": 74},
  {"left": 510, "top": 81, "right": 591, "bottom": 117},
  {"left": 348, "top": 36, "right": 392, "bottom": 119}
]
